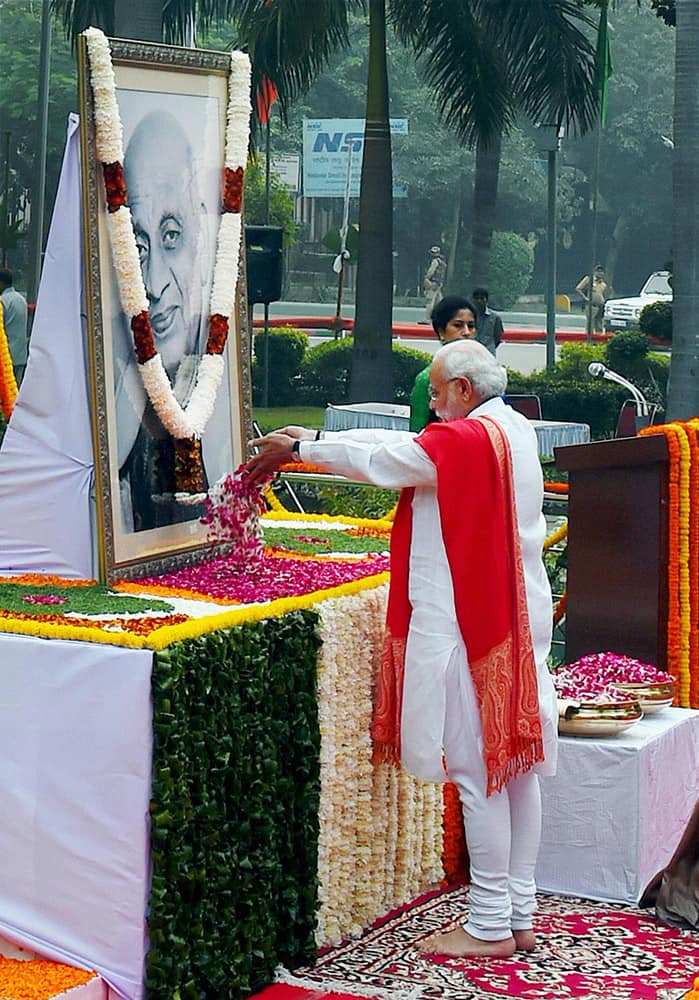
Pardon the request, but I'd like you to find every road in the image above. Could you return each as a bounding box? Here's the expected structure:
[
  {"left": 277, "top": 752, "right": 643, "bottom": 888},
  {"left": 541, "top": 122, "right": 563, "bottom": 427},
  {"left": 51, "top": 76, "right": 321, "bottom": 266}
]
[{"left": 253, "top": 300, "right": 587, "bottom": 375}]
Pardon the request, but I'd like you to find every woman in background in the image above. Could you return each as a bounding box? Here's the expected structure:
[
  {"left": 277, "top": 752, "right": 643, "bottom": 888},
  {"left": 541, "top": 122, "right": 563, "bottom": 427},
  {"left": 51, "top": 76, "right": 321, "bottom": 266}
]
[{"left": 410, "top": 295, "right": 477, "bottom": 432}]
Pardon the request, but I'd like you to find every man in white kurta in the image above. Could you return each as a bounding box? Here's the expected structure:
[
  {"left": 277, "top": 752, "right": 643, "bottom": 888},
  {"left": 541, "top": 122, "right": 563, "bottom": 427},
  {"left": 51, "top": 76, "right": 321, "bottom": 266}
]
[{"left": 247, "top": 340, "right": 558, "bottom": 958}]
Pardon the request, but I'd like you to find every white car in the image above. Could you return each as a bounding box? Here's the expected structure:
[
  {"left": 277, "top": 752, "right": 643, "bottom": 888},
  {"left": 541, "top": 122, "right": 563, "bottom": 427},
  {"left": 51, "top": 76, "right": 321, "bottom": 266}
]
[{"left": 603, "top": 270, "right": 673, "bottom": 331}]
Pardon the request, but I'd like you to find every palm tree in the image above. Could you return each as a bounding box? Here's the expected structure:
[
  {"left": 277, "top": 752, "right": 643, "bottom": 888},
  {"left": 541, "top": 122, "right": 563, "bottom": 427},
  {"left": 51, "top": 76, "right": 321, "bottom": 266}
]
[
  {"left": 53, "top": 0, "right": 601, "bottom": 403},
  {"left": 395, "top": 0, "right": 600, "bottom": 297}
]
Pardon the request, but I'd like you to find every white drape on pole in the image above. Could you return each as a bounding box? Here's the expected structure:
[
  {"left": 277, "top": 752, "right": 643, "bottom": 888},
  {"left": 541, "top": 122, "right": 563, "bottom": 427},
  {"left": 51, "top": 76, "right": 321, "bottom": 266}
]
[{"left": 0, "top": 114, "right": 95, "bottom": 578}]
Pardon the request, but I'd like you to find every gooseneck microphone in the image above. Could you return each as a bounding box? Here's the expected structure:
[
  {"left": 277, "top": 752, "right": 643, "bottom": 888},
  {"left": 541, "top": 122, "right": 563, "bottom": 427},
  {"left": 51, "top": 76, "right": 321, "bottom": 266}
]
[{"left": 587, "top": 362, "right": 650, "bottom": 417}]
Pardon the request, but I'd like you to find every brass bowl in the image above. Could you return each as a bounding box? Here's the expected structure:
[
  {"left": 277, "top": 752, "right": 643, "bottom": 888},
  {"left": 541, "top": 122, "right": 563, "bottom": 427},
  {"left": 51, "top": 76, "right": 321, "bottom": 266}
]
[
  {"left": 611, "top": 680, "right": 675, "bottom": 714},
  {"left": 558, "top": 698, "right": 643, "bottom": 737}
]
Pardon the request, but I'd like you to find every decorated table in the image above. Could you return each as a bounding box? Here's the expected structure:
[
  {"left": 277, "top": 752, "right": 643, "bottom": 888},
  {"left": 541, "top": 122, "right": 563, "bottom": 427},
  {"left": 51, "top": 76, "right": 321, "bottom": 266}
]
[
  {"left": 536, "top": 707, "right": 699, "bottom": 905},
  {"left": 0, "top": 514, "right": 444, "bottom": 1000}
]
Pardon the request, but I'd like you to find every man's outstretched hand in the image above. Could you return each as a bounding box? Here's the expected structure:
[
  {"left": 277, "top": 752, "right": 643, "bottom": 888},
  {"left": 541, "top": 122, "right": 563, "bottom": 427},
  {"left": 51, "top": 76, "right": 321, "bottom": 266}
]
[{"left": 245, "top": 426, "right": 315, "bottom": 485}]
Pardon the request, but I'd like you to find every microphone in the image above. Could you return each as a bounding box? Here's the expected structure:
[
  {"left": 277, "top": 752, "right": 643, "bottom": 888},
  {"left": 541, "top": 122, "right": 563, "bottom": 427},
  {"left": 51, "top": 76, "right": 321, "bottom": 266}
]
[{"left": 587, "top": 362, "right": 649, "bottom": 417}]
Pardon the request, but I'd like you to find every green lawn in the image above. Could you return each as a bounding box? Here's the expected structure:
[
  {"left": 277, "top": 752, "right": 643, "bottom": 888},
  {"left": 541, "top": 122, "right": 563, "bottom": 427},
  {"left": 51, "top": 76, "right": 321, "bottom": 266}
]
[{"left": 253, "top": 406, "right": 326, "bottom": 434}]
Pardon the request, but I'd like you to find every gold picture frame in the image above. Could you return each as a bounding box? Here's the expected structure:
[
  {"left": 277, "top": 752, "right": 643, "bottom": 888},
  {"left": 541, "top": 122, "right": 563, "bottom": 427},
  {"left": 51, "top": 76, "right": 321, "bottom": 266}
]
[{"left": 78, "top": 37, "right": 252, "bottom": 584}]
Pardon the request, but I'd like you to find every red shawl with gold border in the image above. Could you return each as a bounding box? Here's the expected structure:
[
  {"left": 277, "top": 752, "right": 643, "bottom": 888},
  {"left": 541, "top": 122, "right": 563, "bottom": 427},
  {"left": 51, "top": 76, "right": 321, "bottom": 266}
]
[{"left": 372, "top": 415, "right": 544, "bottom": 796}]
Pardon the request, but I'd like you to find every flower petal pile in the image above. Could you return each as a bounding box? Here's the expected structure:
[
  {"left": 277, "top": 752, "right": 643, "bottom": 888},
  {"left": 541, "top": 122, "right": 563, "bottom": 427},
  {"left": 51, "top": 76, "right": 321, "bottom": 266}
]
[
  {"left": 553, "top": 651, "right": 673, "bottom": 703},
  {"left": 136, "top": 550, "right": 390, "bottom": 605}
]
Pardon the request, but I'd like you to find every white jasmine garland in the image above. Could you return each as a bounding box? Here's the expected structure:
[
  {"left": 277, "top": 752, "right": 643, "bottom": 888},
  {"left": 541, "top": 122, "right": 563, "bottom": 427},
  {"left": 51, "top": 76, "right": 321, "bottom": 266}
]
[
  {"left": 83, "top": 28, "right": 124, "bottom": 164},
  {"left": 108, "top": 207, "right": 149, "bottom": 316},
  {"left": 209, "top": 214, "right": 242, "bottom": 317},
  {"left": 226, "top": 53, "right": 252, "bottom": 169},
  {"left": 314, "top": 585, "right": 444, "bottom": 949},
  {"left": 83, "top": 26, "right": 251, "bottom": 444}
]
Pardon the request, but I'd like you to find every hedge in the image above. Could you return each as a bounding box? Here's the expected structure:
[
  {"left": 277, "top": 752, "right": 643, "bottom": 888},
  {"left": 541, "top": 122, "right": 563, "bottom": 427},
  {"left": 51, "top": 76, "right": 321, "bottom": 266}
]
[{"left": 147, "top": 613, "right": 321, "bottom": 999}]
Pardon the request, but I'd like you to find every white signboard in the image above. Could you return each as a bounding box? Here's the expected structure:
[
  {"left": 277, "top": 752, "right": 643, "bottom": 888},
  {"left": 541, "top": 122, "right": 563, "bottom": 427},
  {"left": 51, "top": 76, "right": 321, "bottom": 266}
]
[
  {"left": 271, "top": 154, "right": 301, "bottom": 193},
  {"left": 302, "top": 118, "right": 408, "bottom": 198}
]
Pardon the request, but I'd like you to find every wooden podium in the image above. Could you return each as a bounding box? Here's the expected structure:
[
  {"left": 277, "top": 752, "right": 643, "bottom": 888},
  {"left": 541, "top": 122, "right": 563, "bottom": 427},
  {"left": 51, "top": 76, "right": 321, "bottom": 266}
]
[{"left": 555, "top": 434, "right": 670, "bottom": 670}]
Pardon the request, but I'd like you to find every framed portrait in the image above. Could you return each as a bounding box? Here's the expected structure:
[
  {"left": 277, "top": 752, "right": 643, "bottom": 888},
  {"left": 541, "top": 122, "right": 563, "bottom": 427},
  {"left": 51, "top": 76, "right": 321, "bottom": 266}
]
[{"left": 78, "top": 37, "right": 253, "bottom": 584}]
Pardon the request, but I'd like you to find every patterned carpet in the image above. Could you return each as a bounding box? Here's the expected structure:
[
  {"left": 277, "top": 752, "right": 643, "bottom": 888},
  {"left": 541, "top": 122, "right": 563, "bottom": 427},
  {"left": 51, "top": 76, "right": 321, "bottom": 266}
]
[{"left": 273, "top": 886, "right": 698, "bottom": 1000}]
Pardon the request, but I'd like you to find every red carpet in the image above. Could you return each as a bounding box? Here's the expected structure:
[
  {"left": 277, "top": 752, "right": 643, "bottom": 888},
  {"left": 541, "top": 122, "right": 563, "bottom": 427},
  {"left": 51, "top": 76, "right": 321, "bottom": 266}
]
[{"left": 263, "top": 886, "right": 698, "bottom": 1000}]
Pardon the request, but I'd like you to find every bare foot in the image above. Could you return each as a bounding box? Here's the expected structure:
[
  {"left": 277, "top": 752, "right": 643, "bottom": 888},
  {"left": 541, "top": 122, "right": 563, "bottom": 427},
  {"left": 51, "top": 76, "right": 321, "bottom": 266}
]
[
  {"left": 418, "top": 927, "right": 516, "bottom": 958},
  {"left": 513, "top": 929, "right": 536, "bottom": 952}
]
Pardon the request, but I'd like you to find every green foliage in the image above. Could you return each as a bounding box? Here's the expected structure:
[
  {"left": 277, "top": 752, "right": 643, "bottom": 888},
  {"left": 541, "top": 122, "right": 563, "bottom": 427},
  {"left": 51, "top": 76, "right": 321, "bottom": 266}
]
[
  {"left": 507, "top": 372, "right": 626, "bottom": 438},
  {"left": 605, "top": 329, "right": 650, "bottom": 366},
  {"left": 392, "top": 343, "right": 433, "bottom": 402},
  {"left": 243, "top": 159, "right": 298, "bottom": 248},
  {"left": 486, "top": 232, "right": 534, "bottom": 310},
  {"left": 297, "top": 338, "right": 353, "bottom": 406},
  {"left": 253, "top": 326, "right": 309, "bottom": 405},
  {"left": 605, "top": 331, "right": 670, "bottom": 407},
  {"left": 315, "top": 483, "right": 398, "bottom": 519},
  {"left": 148, "top": 615, "right": 321, "bottom": 999},
  {"left": 0, "top": 1, "right": 76, "bottom": 277},
  {"left": 263, "top": 526, "right": 388, "bottom": 555},
  {"left": 555, "top": 342, "right": 607, "bottom": 380},
  {"left": 639, "top": 300, "right": 672, "bottom": 343},
  {"left": 268, "top": 478, "right": 398, "bottom": 519},
  {"left": 297, "top": 338, "right": 431, "bottom": 406}
]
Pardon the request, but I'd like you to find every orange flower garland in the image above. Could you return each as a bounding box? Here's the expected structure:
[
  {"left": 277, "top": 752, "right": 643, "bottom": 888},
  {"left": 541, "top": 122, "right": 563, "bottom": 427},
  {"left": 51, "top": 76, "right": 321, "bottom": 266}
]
[
  {"left": 0, "top": 955, "right": 96, "bottom": 1000},
  {"left": 0, "top": 299, "right": 18, "bottom": 421},
  {"left": 688, "top": 419, "right": 699, "bottom": 707},
  {"left": 640, "top": 420, "right": 695, "bottom": 706}
]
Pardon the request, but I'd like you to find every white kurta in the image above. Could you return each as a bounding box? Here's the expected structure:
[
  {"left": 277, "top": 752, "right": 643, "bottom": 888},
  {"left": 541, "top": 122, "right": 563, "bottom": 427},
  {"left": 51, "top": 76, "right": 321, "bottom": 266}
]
[{"left": 299, "top": 397, "right": 558, "bottom": 784}]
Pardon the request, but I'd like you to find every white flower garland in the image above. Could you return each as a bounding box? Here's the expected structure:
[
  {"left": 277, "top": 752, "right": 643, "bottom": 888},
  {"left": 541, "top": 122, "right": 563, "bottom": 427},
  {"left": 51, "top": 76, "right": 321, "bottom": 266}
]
[
  {"left": 83, "top": 27, "right": 251, "bottom": 441},
  {"left": 314, "top": 585, "right": 444, "bottom": 948}
]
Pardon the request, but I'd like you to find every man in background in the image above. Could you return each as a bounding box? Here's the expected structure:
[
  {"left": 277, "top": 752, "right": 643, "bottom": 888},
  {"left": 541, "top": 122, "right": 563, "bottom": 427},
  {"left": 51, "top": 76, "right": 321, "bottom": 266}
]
[
  {"left": 575, "top": 264, "right": 611, "bottom": 334},
  {"left": 472, "top": 287, "right": 503, "bottom": 356},
  {"left": 423, "top": 245, "right": 447, "bottom": 321},
  {"left": 0, "top": 269, "right": 28, "bottom": 385}
]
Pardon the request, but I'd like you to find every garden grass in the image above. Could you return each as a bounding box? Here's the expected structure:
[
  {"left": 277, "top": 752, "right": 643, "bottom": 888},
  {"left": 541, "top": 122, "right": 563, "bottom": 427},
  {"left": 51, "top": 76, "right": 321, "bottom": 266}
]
[{"left": 253, "top": 407, "right": 326, "bottom": 434}]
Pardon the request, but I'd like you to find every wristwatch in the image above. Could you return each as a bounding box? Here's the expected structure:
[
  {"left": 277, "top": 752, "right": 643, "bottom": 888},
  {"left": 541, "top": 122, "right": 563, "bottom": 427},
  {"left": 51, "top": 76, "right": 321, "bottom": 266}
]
[{"left": 291, "top": 440, "right": 301, "bottom": 459}]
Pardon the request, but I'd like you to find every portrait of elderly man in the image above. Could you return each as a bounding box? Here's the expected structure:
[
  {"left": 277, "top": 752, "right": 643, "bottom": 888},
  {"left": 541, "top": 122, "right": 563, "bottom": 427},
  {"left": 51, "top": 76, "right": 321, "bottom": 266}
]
[{"left": 114, "top": 107, "right": 224, "bottom": 533}]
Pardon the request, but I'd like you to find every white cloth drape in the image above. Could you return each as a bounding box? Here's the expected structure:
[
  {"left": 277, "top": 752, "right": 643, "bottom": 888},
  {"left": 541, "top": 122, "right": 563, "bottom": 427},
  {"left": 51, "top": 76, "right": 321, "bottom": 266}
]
[
  {"left": 0, "top": 115, "right": 94, "bottom": 578},
  {"left": 0, "top": 636, "right": 153, "bottom": 999}
]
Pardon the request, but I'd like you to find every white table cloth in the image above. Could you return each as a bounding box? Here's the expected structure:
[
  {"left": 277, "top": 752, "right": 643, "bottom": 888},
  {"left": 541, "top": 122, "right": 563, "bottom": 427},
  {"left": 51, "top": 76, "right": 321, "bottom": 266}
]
[
  {"left": 324, "top": 405, "right": 590, "bottom": 457},
  {"left": 531, "top": 418, "right": 590, "bottom": 456},
  {"left": 324, "top": 402, "right": 411, "bottom": 432},
  {"left": 536, "top": 707, "right": 699, "bottom": 905}
]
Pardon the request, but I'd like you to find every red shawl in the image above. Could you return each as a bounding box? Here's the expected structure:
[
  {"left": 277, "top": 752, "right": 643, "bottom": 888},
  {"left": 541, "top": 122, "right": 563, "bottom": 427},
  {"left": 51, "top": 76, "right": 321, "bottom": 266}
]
[{"left": 372, "top": 415, "right": 544, "bottom": 796}]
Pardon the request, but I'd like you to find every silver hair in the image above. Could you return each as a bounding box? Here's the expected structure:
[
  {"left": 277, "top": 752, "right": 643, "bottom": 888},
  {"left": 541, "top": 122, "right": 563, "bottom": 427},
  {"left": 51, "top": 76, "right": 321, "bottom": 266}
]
[{"left": 433, "top": 340, "right": 508, "bottom": 397}]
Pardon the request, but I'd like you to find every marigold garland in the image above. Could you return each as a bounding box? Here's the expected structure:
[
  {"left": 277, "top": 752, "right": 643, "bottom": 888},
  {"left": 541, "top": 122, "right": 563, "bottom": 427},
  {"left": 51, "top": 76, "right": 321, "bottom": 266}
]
[
  {"left": 543, "top": 481, "right": 569, "bottom": 495},
  {"left": 640, "top": 420, "right": 695, "bottom": 706},
  {"left": 262, "top": 508, "right": 396, "bottom": 533},
  {"left": 553, "top": 589, "right": 568, "bottom": 626},
  {"left": 0, "top": 955, "right": 96, "bottom": 1000},
  {"left": 544, "top": 521, "right": 568, "bottom": 550},
  {"left": 687, "top": 419, "right": 699, "bottom": 707},
  {"left": 0, "top": 299, "right": 18, "bottom": 420}
]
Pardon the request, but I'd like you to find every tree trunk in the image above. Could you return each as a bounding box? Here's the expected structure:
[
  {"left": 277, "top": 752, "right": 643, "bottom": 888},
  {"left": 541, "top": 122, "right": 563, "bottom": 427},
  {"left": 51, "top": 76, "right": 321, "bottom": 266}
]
[
  {"left": 349, "top": 0, "right": 394, "bottom": 402},
  {"left": 113, "top": 0, "right": 162, "bottom": 42},
  {"left": 605, "top": 212, "right": 629, "bottom": 290},
  {"left": 667, "top": 0, "right": 699, "bottom": 419},
  {"left": 469, "top": 127, "right": 503, "bottom": 291},
  {"left": 445, "top": 173, "right": 465, "bottom": 290}
]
